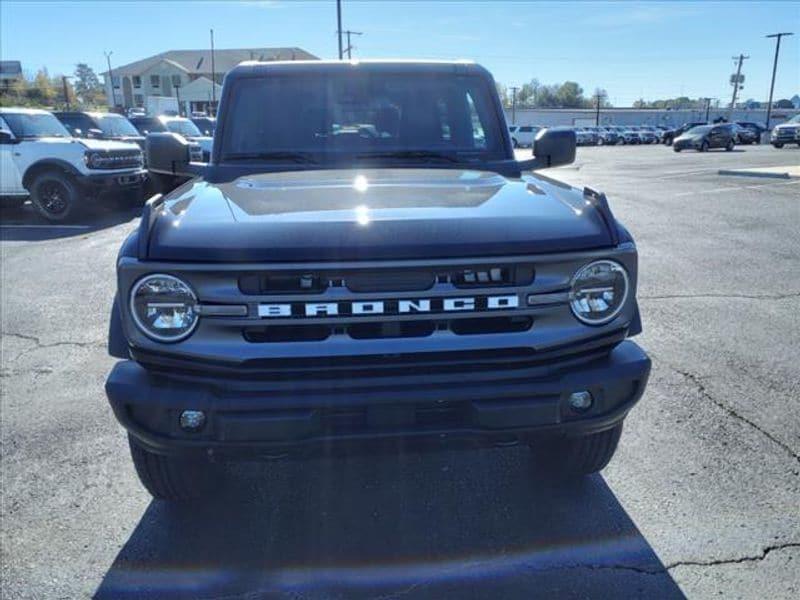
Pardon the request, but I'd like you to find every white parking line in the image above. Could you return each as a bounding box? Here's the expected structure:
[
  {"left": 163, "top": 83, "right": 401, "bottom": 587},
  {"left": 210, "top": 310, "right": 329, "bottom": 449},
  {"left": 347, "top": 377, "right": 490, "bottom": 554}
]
[
  {"left": 674, "top": 179, "right": 800, "bottom": 197},
  {"left": 0, "top": 224, "right": 91, "bottom": 229}
]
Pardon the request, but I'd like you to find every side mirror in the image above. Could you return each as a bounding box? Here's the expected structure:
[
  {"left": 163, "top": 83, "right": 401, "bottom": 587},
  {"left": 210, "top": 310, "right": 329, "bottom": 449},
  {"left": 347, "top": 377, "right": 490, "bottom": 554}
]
[
  {"left": 0, "top": 130, "right": 16, "bottom": 144},
  {"left": 146, "top": 132, "right": 194, "bottom": 176},
  {"left": 88, "top": 128, "right": 104, "bottom": 138},
  {"left": 529, "top": 128, "right": 576, "bottom": 168}
]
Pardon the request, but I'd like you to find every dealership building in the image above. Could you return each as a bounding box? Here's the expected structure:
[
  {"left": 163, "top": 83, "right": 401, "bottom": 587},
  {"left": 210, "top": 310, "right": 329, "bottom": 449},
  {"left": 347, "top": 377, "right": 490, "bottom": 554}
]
[{"left": 102, "top": 47, "right": 317, "bottom": 115}]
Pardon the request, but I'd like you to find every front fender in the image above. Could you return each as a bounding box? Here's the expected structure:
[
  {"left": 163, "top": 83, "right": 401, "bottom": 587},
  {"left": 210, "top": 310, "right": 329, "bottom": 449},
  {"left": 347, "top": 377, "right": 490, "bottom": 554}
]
[{"left": 108, "top": 294, "right": 129, "bottom": 359}]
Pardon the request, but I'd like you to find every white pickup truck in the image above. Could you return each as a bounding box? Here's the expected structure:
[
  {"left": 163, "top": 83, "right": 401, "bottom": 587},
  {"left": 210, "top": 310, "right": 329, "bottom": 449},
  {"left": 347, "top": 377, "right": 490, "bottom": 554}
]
[{"left": 0, "top": 108, "right": 145, "bottom": 221}]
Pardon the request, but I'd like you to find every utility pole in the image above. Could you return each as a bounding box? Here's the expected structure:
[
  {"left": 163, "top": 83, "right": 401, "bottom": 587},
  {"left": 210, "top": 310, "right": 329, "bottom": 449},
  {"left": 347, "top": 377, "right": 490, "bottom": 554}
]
[
  {"left": 104, "top": 51, "right": 117, "bottom": 109},
  {"left": 594, "top": 91, "right": 605, "bottom": 126},
  {"left": 704, "top": 97, "right": 712, "bottom": 122},
  {"left": 210, "top": 29, "right": 216, "bottom": 116},
  {"left": 175, "top": 81, "right": 182, "bottom": 116},
  {"left": 765, "top": 32, "right": 793, "bottom": 131},
  {"left": 509, "top": 86, "right": 519, "bottom": 125},
  {"left": 61, "top": 76, "right": 72, "bottom": 109},
  {"left": 729, "top": 53, "right": 749, "bottom": 119},
  {"left": 343, "top": 30, "right": 363, "bottom": 59},
  {"left": 336, "top": 0, "right": 343, "bottom": 59}
]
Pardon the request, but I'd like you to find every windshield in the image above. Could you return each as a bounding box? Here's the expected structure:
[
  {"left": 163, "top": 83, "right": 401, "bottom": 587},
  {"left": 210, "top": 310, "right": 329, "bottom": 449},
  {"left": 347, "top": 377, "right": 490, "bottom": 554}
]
[
  {"left": 165, "top": 119, "right": 203, "bottom": 137},
  {"left": 788, "top": 114, "right": 800, "bottom": 124},
  {"left": 686, "top": 125, "right": 712, "bottom": 135},
  {"left": 3, "top": 112, "right": 70, "bottom": 138},
  {"left": 221, "top": 72, "right": 505, "bottom": 163},
  {"left": 192, "top": 118, "right": 216, "bottom": 135},
  {"left": 130, "top": 118, "right": 166, "bottom": 134},
  {"left": 97, "top": 115, "right": 140, "bottom": 137}
]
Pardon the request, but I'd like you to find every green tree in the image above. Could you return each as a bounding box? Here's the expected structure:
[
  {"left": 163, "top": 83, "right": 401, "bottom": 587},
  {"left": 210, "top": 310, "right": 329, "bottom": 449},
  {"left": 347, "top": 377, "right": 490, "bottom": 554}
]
[
  {"left": 555, "top": 81, "right": 585, "bottom": 108},
  {"left": 74, "top": 63, "right": 103, "bottom": 105},
  {"left": 28, "top": 68, "right": 56, "bottom": 105},
  {"left": 495, "top": 81, "right": 509, "bottom": 108}
]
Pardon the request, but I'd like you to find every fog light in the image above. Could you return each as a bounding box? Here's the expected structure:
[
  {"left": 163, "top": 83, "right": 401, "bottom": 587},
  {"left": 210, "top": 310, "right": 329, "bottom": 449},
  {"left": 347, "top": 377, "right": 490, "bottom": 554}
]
[
  {"left": 568, "top": 391, "right": 593, "bottom": 412},
  {"left": 179, "top": 410, "right": 206, "bottom": 432}
]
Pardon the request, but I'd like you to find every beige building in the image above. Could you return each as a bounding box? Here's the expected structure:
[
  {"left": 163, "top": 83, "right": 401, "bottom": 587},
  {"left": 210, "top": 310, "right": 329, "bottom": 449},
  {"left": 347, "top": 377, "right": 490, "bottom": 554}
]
[{"left": 102, "top": 47, "right": 317, "bottom": 114}]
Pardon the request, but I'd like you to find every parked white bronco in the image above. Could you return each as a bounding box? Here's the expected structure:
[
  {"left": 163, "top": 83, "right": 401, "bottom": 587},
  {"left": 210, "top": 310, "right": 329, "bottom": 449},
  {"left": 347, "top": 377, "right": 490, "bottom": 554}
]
[{"left": 0, "top": 108, "right": 145, "bottom": 221}]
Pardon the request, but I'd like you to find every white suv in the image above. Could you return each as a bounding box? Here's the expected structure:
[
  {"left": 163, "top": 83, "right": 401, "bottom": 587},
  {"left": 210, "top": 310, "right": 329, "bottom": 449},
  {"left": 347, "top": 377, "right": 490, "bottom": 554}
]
[
  {"left": 0, "top": 108, "right": 145, "bottom": 221},
  {"left": 508, "top": 125, "right": 541, "bottom": 148}
]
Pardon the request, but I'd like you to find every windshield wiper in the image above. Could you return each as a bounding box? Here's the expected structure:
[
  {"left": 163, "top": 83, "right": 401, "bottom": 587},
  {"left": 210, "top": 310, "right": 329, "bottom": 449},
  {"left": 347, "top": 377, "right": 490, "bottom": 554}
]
[
  {"left": 355, "top": 150, "right": 466, "bottom": 163},
  {"left": 224, "top": 151, "right": 318, "bottom": 164}
]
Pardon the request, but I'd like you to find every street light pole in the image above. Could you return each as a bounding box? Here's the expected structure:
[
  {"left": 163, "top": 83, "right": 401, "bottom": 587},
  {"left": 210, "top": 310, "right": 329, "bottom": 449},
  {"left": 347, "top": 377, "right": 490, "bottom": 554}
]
[
  {"left": 104, "top": 51, "right": 117, "bottom": 109},
  {"left": 509, "top": 86, "right": 519, "bottom": 125},
  {"left": 210, "top": 29, "right": 216, "bottom": 116},
  {"left": 765, "top": 32, "right": 794, "bottom": 131},
  {"left": 336, "top": 0, "right": 343, "bottom": 59}
]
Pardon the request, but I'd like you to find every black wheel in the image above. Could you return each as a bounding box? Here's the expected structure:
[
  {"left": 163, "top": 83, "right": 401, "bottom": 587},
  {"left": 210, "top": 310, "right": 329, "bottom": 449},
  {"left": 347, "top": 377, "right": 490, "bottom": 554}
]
[
  {"left": 699, "top": 141, "right": 709, "bottom": 152},
  {"left": 532, "top": 424, "right": 623, "bottom": 477},
  {"left": 773, "top": 143, "right": 783, "bottom": 149},
  {"left": 725, "top": 139, "right": 735, "bottom": 151},
  {"left": 128, "top": 435, "right": 218, "bottom": 501},
  {"left": 30, "top": 171, "right": 80, "bottom": 222},
  {"left": 673, "top": 147, "right": 681, "bottom": 152}
]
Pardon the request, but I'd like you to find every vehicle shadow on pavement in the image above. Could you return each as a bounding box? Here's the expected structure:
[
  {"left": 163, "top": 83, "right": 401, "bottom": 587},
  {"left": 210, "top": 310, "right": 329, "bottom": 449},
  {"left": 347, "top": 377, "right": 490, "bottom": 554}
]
[
  {"left": 0, "top": 201, "right": 141, "bottom": 242},
  {"left": 94, "top": 448, "right": 685, "bottom": 599}
]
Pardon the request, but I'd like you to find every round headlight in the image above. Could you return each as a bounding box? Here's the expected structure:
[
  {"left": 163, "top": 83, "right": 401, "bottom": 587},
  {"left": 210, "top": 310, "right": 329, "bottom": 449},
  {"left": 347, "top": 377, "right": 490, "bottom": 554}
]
[
  {"left": 130, "top": 274, "right": 198, "bottom": 342},
  {"left": 569, "top": 260, "right": 629, "bottom": 325},
  {"left": 85, "top": 152, "right": 102, "bottom": 168}
]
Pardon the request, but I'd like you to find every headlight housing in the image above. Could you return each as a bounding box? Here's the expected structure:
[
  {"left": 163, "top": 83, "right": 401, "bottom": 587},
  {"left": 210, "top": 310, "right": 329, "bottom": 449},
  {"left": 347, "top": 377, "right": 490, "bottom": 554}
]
[
  {"left": 130, "top": 274, "right": 199, "bottom": 342},
  {"left": 84, "top": 151, "right": 103, "bottom": 169},
  {"left": 569, "top": 260, "right": 629, "bottom": 325}
]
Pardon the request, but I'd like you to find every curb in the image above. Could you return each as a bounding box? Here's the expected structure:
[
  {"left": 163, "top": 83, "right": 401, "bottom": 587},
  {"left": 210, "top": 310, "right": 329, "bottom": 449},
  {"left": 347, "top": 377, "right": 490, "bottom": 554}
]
[{"left": 717, "top": 170, "right": 791, "bottom": 179}]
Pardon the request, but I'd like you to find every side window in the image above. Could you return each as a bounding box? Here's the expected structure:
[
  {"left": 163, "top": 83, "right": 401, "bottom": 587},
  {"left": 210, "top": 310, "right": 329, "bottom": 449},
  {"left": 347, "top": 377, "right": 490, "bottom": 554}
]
[
  {"left": 519, "top": 126, "right": 533, "bottom": 133},
  {"left": 0, "top": 116, "right": 14, "bottom": 141},
  {"left": 132, "top": 76, "right": 141, "bottom": 88},
  {"left": 171, "top": 75, "right": 182, "bottom": 87},
  {"left": 465, "top": 92, "right": 486, "bottom": 149},
  {"left": 150, "top": 75, "right": 160, "bottom": 88}
]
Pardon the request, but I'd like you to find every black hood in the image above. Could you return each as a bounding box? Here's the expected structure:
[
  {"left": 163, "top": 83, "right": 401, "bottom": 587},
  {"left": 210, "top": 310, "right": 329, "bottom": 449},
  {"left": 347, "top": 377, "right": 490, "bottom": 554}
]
[{"left": 147, "top": 168, "right": 614, "bottom": 262}]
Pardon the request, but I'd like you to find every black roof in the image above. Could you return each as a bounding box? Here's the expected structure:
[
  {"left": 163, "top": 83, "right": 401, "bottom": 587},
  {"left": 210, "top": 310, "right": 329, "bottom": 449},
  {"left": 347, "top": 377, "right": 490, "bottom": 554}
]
[{"left": 226, "top": 59, "right": 492, "bottom": 81}]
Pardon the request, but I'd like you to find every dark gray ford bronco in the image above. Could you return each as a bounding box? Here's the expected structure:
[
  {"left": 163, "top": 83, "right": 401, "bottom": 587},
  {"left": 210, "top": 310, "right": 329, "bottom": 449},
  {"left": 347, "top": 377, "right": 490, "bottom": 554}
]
[{"left": 105, "top": 60, "right": 650, "bottom": 500}]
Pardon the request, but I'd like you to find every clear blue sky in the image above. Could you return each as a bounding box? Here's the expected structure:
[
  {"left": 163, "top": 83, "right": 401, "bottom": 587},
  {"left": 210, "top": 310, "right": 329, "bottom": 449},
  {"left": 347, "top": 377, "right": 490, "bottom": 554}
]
[{"left": 2, "top": 0, "right": 798, "bottom": 106}]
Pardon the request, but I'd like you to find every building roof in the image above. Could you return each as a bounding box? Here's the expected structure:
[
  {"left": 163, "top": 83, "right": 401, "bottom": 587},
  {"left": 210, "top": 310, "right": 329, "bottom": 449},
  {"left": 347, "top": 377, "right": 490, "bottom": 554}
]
[
  {"left": 103, "top": 48, "right": 318, "bottom": 77},
  {"left": 0, "top": 61, "right": 22, "bottom": 77}
]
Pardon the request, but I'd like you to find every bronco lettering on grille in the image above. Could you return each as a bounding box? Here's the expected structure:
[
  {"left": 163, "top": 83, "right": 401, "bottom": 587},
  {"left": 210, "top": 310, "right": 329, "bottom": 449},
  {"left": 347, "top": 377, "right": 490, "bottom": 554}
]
[{"left": 258, "top": 294, "right": 519, "bottom": 318}]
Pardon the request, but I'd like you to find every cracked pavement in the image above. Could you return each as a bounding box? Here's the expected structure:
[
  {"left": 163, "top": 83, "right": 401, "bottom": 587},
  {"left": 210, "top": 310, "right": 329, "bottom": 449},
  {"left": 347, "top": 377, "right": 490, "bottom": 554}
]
[{"left": 2, "top": 144, "right": 799, "bottom": 599}]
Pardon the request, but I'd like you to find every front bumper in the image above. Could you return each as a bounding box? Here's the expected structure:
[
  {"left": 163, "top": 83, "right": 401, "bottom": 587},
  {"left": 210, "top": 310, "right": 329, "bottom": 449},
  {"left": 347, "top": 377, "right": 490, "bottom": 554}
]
[
  {"left": 106, "top": 340, "right": 651, "bottom": 458},
  {"left": 77, "top": 169, "right": 146, "bottom": 190}
]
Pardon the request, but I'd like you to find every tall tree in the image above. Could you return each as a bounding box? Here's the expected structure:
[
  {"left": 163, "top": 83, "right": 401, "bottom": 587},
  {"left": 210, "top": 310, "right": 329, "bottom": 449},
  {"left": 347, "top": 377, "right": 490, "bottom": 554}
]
[
  {"left": 73, "top": 63, "right": 103, "bottom": 105},
  {"left": 30, "top": 68, "right": 56, "bottom": 104}
]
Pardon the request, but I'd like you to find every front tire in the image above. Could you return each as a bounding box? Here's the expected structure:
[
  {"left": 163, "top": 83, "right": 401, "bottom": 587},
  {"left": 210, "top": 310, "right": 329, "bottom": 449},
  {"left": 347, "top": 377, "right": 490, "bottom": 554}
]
[
  {"left": 772, "top": 142, "right": 783, "bottom": 149},
  {"left": 533, "top": 424, "right": 623, "bottom": 477},
  {"left": 725, "top": 139, "right": 735, "bottom": 151},
  {"left": 29, "top": 170, "right": 81, "bottom": 222},
  {"left": 128, "top": 435, "right": 218, "bottom": 501},
  {"left": 699, "top": 141, "right": 709, "bottom": 152}
]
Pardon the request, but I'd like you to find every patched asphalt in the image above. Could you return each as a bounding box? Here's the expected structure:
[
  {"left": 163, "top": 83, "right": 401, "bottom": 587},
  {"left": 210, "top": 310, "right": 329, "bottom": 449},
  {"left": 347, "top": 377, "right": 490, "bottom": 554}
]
[{"left": 2, "top": 143, "right": 799, "bottom": 599}]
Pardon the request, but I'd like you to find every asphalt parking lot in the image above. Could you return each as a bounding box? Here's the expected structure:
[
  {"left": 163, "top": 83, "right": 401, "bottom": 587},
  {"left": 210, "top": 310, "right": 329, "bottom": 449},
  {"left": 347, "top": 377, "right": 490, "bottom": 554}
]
[{"left": 1, "top": 143, "right": 799, "bottom": 599}]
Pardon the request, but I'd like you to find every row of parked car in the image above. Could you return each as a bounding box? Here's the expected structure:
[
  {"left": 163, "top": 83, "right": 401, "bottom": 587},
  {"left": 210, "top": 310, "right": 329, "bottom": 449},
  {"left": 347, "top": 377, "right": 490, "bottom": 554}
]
[
  {"left": 0, "top": 106, "right": 217, "bottom": 221},
  {"left": 510, "top": 119, "right": 800, "bottom": 149}
]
